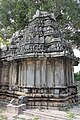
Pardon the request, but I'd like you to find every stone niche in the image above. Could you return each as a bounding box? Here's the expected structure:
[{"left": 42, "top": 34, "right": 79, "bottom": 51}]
[{"left": 0, "top": 10, "right": 79, "bottom": 108}]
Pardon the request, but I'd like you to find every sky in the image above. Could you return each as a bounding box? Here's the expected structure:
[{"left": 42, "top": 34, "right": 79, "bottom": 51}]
[{"left": 73, "top": 49, "right": 80, "bottom": 73}]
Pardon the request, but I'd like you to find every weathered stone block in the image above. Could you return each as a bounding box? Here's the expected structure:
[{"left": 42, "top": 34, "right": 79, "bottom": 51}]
[{"left": 7, "top": 103, "right": 26, "bottom": 115}]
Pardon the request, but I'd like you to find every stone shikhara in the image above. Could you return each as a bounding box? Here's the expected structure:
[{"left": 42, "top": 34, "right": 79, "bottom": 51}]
[{"left": 0, "top": 10, "right": 79, "bottom": 108}]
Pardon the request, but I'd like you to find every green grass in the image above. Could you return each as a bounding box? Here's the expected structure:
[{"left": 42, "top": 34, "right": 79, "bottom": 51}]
[
  {"left": 66, "top": 111, "right": 75, "bottom": 120},
  {"left": 0, "top": 109, "right": 7, "bottom": 120},
  {"left": 34, "top": 116, "right": 39, "bottom": 120}
]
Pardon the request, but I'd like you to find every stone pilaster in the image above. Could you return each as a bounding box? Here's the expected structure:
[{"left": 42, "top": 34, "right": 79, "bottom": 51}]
[{"left": 1, "top": 61, "right": 10, "bottom": 86}]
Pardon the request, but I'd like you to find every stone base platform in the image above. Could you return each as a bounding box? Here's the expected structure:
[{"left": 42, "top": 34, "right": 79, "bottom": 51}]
[{"left": 0, "top": 85, "right": 79, "bottom": 109}]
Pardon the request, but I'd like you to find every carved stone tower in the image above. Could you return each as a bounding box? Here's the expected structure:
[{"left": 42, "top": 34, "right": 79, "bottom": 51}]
[{"left": 0, "top": 10, "right": 79, "bottom": 108}]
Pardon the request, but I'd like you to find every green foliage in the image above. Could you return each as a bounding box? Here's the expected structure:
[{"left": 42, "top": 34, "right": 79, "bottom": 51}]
[
  {"left": 66, "top": 111, "right": 75, "bottom": 120},
  {"left": 0, "top": 0, "right": 80, "bottom": 46},
  {"left": 74, "top": 71, "right": 80, "bottom": 81},
  {"left": 0, "top": 37, "right": 10, "bottom": 48},
  {"left": 0, "top": 37, "right": 3, "bottom": 43},
  {"left": 0, "top": 115, "right": 7, "bottom": 120},
  {"left": 34, "top": 116, "right": 39, "bottom": 120}
]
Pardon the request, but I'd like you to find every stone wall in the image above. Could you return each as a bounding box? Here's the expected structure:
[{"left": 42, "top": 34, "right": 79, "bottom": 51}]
[{"left": 2, "top": 57, "right": 74, "bottom": 89}]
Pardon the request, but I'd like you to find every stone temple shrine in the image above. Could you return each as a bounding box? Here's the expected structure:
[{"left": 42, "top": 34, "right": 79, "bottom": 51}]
[{"left": 0, "top": 10, "right": 79, "bottom": 108}]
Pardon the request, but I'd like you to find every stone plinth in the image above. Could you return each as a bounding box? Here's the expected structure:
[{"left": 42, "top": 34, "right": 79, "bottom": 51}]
[{"left": 7, "top": 104, "right": 26, "bottom": 115}]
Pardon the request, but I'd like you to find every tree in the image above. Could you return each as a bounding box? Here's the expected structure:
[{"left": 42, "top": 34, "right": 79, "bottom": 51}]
[
  {"left": 74, "top": 71, "right": 80, "bottom": 81},
  {"left": 0, "top": 0, "right": 80, "bottom": 47}
]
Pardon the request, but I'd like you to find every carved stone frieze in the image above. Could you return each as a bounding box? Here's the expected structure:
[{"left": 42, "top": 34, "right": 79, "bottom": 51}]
[{"left": 0, "top": 10, "right": 76, "bottom": 61}]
